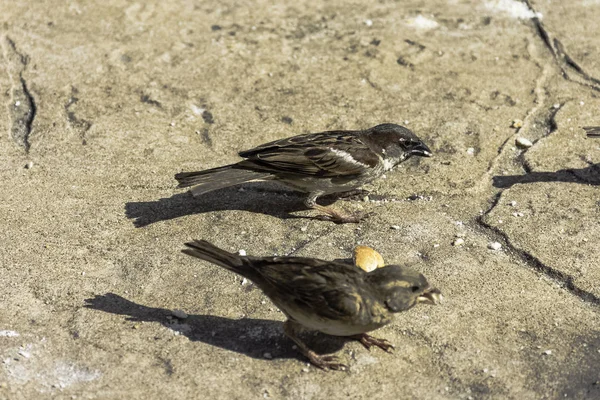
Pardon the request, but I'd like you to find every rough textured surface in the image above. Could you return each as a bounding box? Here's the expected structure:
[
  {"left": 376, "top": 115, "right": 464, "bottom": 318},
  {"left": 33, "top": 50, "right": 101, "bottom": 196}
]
[{"left": 1, "top": 0, "right": 599, "bottom": 399}]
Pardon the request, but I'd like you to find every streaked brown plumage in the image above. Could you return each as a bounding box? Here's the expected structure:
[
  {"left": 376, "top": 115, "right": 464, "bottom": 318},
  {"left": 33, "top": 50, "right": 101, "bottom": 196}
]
[
  {"left": 176, "top": 123, "right": 432, "bottom": 223},
  {"left": 182, "top": 240, "right": 441, "bottom": 370},
  {"left": 583, "top": 126, "right": 600, "bottom": 137}
]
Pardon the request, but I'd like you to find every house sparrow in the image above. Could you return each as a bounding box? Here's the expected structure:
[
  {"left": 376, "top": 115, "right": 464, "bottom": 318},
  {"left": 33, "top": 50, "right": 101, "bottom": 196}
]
[
  {"left": 583, "top": 126, "right": 600, "bottom": 137},
  {"left": 182, "top": 240, "right": 442, "bottom": 370},
  {"left": 175, "top": 123, "right": 432, "bottom": 223}
]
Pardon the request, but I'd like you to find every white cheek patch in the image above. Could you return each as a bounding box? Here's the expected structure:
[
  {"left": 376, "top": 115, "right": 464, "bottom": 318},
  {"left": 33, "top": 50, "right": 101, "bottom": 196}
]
[{"left": 329, "top": 148, "right": 370, "bottom": 168}]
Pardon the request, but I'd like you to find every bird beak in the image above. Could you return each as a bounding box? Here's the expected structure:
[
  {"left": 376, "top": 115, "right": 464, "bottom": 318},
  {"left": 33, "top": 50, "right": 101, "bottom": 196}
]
[
  {"left": 417, "top": 287, "right": 442, "bottom": 305},
  {"left": 410, "top": 142, "right": 433, "bottom": 157}
]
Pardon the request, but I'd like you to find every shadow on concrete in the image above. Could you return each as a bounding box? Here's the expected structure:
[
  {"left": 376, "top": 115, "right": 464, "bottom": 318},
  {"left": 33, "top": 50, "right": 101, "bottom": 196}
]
[
  {"left": 84, "top": 293, "right": 347, "bottom": 361},
  {"left": 125, "top": 183, "right": 367, "bottom": 227},
  {"left": 492, "top": 165, "right": 600, "bottom": 189}
]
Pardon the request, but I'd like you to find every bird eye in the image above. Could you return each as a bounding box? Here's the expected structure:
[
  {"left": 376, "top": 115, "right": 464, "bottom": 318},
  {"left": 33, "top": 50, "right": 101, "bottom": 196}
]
[{"left": 411, "top": 286, "right": 420, "bottom": 292}]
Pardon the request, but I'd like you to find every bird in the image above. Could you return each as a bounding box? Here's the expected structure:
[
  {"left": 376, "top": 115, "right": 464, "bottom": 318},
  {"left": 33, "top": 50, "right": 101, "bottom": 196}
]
[
  {"left": 583, "top": 126, "right": 600, "bottom": 137},
  {"left": 182, "top": 239, "right": 442, "bottom": 370},
  {"left": 175, "top": 123, "right": 432, "bottom": 223}
]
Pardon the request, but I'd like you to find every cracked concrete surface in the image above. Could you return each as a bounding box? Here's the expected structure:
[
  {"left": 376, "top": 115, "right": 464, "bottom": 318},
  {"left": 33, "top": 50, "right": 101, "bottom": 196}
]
[{"left": 1, "top": 0, "right": 599, "bottom": 399}]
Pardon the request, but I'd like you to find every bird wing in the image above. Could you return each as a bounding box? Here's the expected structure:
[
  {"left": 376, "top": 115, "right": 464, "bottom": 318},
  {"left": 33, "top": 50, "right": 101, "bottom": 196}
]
[
  {"left": 238, "top": 131, "right": 380, "bottom": 177},
  {"left": 255, "top": 259, "right": 366, "bottom": 320}
]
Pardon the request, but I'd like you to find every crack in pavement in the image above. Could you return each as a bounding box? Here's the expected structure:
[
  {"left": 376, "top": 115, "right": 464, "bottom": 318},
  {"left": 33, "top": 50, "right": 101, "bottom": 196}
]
[
  {"left": 522, "top": 0, "right": 600, "bottom": 92},
  {"left": 1, "top": 36, "right": 36, "bottom": 152},
  {"left": 475, "top": 211, "right": 600, "bottom": 307},
  {"left": 471, "top": 38, "right": 555, "bottom": 193},
  {"left": 65, "top": 86, "right": 92, "bottom": 145}
]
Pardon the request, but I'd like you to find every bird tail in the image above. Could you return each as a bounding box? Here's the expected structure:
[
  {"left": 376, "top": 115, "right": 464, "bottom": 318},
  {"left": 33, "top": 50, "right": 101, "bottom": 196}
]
[
  {"left": 182, "top": 240, "right": 245, "bottom": 272},
  {"left": 175, "top": 165, "right": 271, "bottom": 196}
]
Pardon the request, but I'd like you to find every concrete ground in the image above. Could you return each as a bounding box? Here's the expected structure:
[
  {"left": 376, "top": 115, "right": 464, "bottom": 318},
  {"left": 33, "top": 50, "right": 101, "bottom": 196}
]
[{"left": 1, "top": 0, "right": 599, "bottom": 399}]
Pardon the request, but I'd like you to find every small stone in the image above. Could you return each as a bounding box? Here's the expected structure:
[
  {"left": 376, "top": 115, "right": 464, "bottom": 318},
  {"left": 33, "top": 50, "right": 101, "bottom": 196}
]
[
  {"left": 362, "top": 195, "right": 370, "bottom": 202},
  {"left": 365, "top": 19, "right": 373, "bottom": 27},
  {"left": 300, "top": 226, "right": 307, "bottom": 232},
  {"left": 241, "top": 278, "right": 248, "bottom": 285},
  {"left": 302, "top": 367, "right": 309, "bottom": 373},
  {"left": 512, "top": 212, "right": 524, "bottom": 217},
  {"left": 170, "top": 121, "right": 176, "bottom": 127},
  {"left": 263, "top": 352, "right": 273, "bottom": 359},
  {"left": 18, "top": 350, "right": 30, "bottom": 358},
  {"left": 488, "top": 242, "right": 502, "bottom": 251},
  {"left": 553, "top": 103, "right": 560, "bottom": 109},
  {"left": 515, "top": 137, "right": 533, "bottom": 149},
  {"left": 390, "top": 225, "right": 400, "bottom": 230},
  {"left": 509, "top": 201, "right": 517, "bottom": 207},
  {"left": 466, "top": 147, "right": 475, "bottom": 155},
  {"left": 14, "top": 101, "right": 21, "bottom": 107},
  {"left": 24, "top": 161, "right": 34, "bottom": 169},
  {"left": 512, "top": 119, "right": 523, "bottom": 128},
  {"left": 453, "top": 238, "right": 465, "bottom": 246},
  {"left": 172, "top": 309, "right": 188, "bottom": 319},
  {"left": 238, "top": 249, "right": 247, "bottom": 256},
  {"left": 543, "top": 349, "right": 552, "bottom": 355},
  {"left": 579, "top": 101, "right": 585, "bottom": 106}
]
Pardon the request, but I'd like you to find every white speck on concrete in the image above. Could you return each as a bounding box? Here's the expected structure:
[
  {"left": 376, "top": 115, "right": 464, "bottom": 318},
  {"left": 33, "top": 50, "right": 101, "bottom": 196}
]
[
  {"left": 406, "top": 15, "right": 439, "bottom": 30},
  {"left": 0, "top": 330, "right": 19, "bottom": 337},
  {"left": 238, "top": 249, "right": 247, "bottom": 256},
  {"left": 488, "top": 242, "right": 502, "bottom": 251},
  {"left": 484, "top": 0, "right": 542, "bottom": 19}
]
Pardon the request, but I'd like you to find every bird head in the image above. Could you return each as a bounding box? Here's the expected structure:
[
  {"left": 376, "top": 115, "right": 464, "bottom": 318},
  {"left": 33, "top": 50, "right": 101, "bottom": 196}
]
[
  {"left": 366, "top": 264, "right": 442, "bottom": 312},
  {"left": 364, "top": 124, "right": 432, "bottom": 168}
]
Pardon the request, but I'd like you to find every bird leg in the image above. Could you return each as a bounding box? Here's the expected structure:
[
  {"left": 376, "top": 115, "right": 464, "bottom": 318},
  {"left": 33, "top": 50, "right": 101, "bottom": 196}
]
[
  {"left": 283, "top": 320, "right": 347, "bottom": 371},
  {"left": 304, "top": 193, "right": 371, "bottom": 224},
  {"left": 350, "top": 333, "right": 395, "bottom": 353}
]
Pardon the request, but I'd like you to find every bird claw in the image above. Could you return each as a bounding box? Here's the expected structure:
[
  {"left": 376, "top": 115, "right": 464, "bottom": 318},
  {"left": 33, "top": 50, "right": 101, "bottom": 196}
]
[
  {"left": 355, "top": 334, "right": 395, "bottom": 353},
  {"left": 315, "top": 211, "right": 373, "bottom": 224},
  {"left": 308, "top": 353, "right": 348, "bottom": 371}
]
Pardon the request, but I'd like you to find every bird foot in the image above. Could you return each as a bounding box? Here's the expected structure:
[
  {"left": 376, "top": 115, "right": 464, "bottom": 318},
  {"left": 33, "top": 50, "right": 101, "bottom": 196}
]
[
  {"left": 306, "top": 351, "right": 348, "bottom": 371},
  {"left": 352, "top": 333, "right": 395, "bottom": 353},
  {"left": 313, "top": 209, "right": 373, "bottom": 224}
]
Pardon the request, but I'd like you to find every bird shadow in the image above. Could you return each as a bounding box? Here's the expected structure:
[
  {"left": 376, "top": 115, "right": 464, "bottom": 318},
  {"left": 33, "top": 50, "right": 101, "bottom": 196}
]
[
  {"left": 84, "top": 293, "right": 347, "bottom": 361},
  {"left": 125, "top": 183, "right": 345, "bottom": 228},
  {"left": 492, "top": 164, "right": 600, "bottom": 189}
]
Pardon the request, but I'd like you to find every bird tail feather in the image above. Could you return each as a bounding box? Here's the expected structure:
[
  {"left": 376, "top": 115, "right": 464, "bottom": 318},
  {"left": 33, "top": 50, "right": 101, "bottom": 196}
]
[
  {"left": 182, "top": 240, "right": 245, "bottom": 272},
  {"left": 175, "top": 165, "right": 271, "bottom": 196}
]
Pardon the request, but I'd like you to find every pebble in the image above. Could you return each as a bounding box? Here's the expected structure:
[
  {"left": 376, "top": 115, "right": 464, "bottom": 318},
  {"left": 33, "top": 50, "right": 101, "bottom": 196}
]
[
  {"left": 263, "top": 352, "right": 273, "bottom": 359},
  {"left": 543, "top": 350, "right": 552, "bottom": 355},
  {"left": 512, "top": 119, "right": 523, "bottom": 128},
  {"left": 24, "top": 161, "right": 34, "bottom": 169},
  {"left": 512, "top": 212, "right": 524, "bottom": 217},
  {"left": 300, "top": 226, "right": 307, "bottom": 232},
  {"left": 509, "top": 201, "right": 517, "bottom": 207},
  {"left": 515, "top": 137, "right": 533, "bottom": 149},
  {"left": 453, "top": 238, "right": 465, "bottom": 246},
  {"left": 488, "top": 242, "right": 502, "bottom": 251},
  {"left": 466, "top": 147, "right": 475, "bottom": 155},
  {"left": 365, "top": 19, "right": 373, "bottom": 27},
  {"left": 172, "top": 309, "right": 188, "bottom": 319},
  {"left": 390, "top": 225, "right": 400, "bottom": 230},
  {"left": 241, "top": 278, "right": 248, "bottom": 286},
  {"left": 238, "top": 249, "right": 247, "bottom": 256}
]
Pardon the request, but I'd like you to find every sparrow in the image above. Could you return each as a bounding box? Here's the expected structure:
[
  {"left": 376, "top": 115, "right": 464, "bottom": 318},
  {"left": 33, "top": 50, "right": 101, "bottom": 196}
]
[
  {"left": 175, "top": 123, "right": 432, "bottom": 223},
  {"left": 182, "top": 240, "right": 442, "bottom": 370},
  {"left": 583, "top": 126, "right": 600, "bottom": 137}
]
